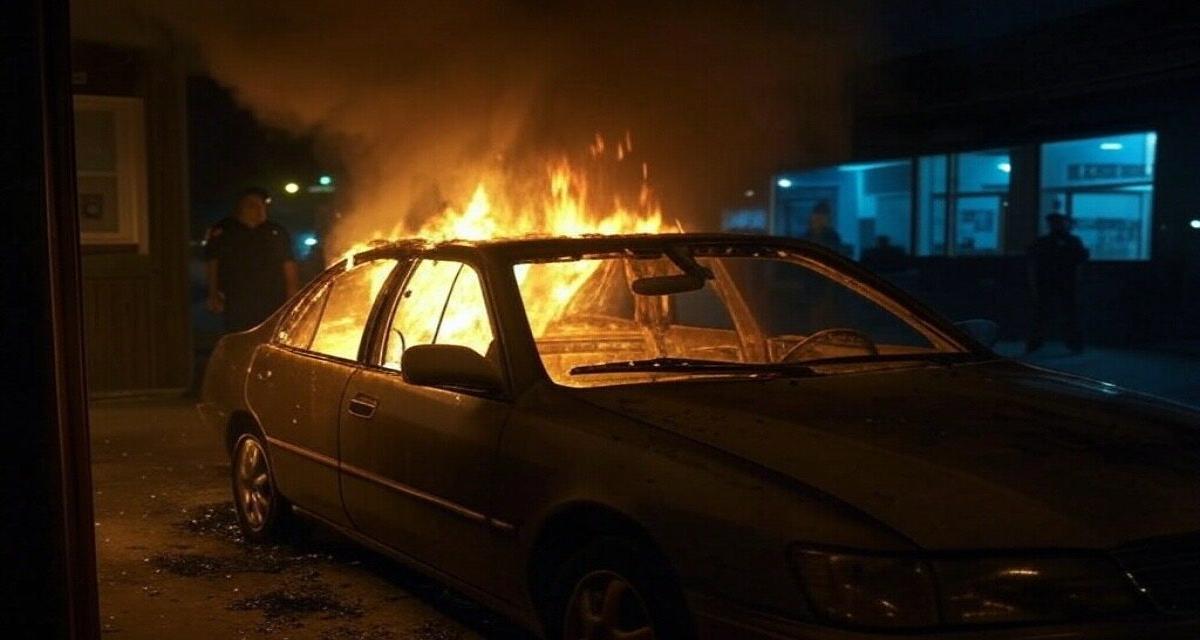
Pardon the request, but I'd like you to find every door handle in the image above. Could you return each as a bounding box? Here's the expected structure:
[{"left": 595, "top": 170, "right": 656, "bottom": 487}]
[{"left": 347, "top": 393, "right": 378, "bottom": 419}]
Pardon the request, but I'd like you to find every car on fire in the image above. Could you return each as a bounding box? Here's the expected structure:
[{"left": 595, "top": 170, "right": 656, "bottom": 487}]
[{"left": 199, "top": 233, "right": 1200, "bottom": 639}]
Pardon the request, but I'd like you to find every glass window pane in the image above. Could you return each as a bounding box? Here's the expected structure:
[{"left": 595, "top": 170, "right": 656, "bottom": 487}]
[
  {"left": 776, "top": 160, "right": 912, "bottom": 260},
  {"left": 276, "top": 279, "right": 332, "bottom": 349},
  {"left": 383, "top": 259, "right": 462, "bottom": 370},
  {"left": 1071, "top": 190, "right": 1152, "bottom": 260},
  {"left": 77, "top": 175, "right": 120, "bottom": 233},
  {"left": 73, "top": 109, "right": 118, "bottom": 172},
  {"left": 953, "top": 196, "right": 1003, "bottom": 255},
  {"left": 310, "top": 260, "right": 397, "bottom": 360},
  {"left": 1039, "top": 131, "right": 1155, "bottom": 261},
  {"left": 955, "top": 149, "right": 1010, "bottom": 193},
  {"left": 435, "top": 265, "right": 495, "bottom": 359}
]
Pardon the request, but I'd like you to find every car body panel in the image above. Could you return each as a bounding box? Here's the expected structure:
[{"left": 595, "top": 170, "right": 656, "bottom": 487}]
[
  {"left": 197, "top": 233, "right": 1200, "bottom": 638},
  {"left": 338, "top": 366, "right": 511, "bottom": 587},
  {"left": 574, "top": 361, "right": 1200, "bottom": 550},
  {"left": 245, "top": 344, "right": 357, "bottom": 527}
]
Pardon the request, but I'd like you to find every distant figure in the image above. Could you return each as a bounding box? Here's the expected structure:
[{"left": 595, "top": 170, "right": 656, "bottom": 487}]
[
  {"left": 1026, "top": 212, "right": 1089, "bottom": 353},
  {"left": 804, "top": 200, "right": 843, "bottom": 252},
  {"left": 205, "top": 187, "right": 300, "bottom": 333},
  {"left": 861, "top": 235, "right": 909, "bottom": 273}
]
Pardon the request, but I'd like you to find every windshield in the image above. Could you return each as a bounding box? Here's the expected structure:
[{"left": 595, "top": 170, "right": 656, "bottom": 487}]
[{"left": 513, "top": 244, "right": 966, "bottom": 387}]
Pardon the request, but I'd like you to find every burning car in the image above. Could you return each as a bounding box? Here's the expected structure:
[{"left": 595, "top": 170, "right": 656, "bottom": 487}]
[{"left": 199, "top": 233, "right": 1200, "bottom": 639}]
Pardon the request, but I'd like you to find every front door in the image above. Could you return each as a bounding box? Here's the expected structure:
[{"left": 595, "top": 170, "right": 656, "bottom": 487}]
[{"left": 339, "top": 258, "right": 510, "bottom": 583}]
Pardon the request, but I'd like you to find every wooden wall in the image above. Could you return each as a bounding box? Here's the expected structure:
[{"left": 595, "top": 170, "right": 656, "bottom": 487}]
[{"left": 73, "top": 42, "right": 191, "bottom": 393}]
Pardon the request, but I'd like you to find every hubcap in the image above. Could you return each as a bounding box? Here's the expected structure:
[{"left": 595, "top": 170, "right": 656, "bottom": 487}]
[
  {"left": 563, "top": 570, "right": 655, "bottom": 640},
  {"left": 235, "top": 438, "right": 272, "bottom": 531}
]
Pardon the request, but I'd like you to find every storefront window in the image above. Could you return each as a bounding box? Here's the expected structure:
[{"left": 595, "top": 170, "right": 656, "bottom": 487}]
[
  {"left": 774, "top": 159, "right": 912, "bottom": 259},
  {"left": 1040, "top": 132, "right": 1155, "bottom": 260},
  {"left": 914, "top": 149, "right": 1010, "bottom": 256}
]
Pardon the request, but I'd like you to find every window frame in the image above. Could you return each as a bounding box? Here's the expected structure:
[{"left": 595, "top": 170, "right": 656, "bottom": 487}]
[
  {"left": 73, "top": 94, "right": 149, "bottom": 252},
  {"left": 272, "top": 258, "right": 405, "bottom": 364},
  {"left": 363, "top": 253, "right": 510, "bottom": 394},
  {"left": 1037, "top": 130, "right": 1157, "bottom": 262}
]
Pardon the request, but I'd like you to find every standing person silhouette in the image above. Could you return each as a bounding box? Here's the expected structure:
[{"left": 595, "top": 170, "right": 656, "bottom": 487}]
[
  {"left": 1026, "top": 211, "right": 1089, "bottom": 354},
  {"left": 204, "top": 187, "right": 300, "bottom": 333}
]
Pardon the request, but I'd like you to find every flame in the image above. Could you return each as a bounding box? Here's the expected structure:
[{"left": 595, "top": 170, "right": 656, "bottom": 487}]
[{"left": 327, "top": 137, "right": 668, "bottom": 367}]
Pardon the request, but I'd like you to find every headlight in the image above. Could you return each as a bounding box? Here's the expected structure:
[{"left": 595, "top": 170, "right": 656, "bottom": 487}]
[{"left": 791, "top": 548, "right": 1145, "bottom": 629}]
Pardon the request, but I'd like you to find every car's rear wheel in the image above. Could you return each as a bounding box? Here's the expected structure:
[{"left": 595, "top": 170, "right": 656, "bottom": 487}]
[
  {"left": 231, "top": 433, "right": 291, "bottom": 543},
  {"left": 549, "top": 537, "right": 692, "bottom": 640}
]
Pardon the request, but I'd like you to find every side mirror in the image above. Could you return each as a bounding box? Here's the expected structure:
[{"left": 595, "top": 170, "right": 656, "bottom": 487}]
[
  {"left": 401, "top": 344, "right": 503, "bottom": 393},
  {"left": 955, "top": 318, "right": 999, "bottom": 348},
  {"left": 631, "top": 273, "right": 706, "bottom": 296}
]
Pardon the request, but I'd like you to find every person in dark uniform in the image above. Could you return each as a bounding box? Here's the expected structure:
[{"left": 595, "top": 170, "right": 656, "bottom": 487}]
[
  {"left": 804, "top": 200, "right": 843, "bottom": 253},
  {"left": 204, "top": 187, "right": 300, "bottom": 332},
  {"left": 1026, "top": 212, "right": 1089, "bottom": 354}
]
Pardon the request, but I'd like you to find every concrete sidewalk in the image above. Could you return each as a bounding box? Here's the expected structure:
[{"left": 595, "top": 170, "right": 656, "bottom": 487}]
[{"left": 994, "top": 341, "right": 1200, "bottom": 409}]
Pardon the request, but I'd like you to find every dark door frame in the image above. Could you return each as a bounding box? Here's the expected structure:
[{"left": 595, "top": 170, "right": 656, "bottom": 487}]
[{"left": 1, "top": 0, "right": 99, "bottom": 637}]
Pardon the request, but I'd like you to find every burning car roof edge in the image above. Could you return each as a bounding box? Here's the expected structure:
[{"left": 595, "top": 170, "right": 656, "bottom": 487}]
[{"left": 351, "top": 232, "right": 843, "bottom": 261}]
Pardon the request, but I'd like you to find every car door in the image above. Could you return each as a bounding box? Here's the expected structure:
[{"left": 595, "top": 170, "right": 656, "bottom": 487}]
[
  {"left": 245, "top": 258, "right": 399, "bottom": 526},
  {"left": 339, "top": 257, "right": 510, "bottom": 584}
]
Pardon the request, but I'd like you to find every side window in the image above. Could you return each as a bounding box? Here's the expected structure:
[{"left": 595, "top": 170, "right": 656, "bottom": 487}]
[
  {"left": 276, "top": 279, "right": 332, "bottom": 349},
  {"left": 383, "top": 259, "right": 495, "bottom": 370},
  {"left": 436, "top": 265, "right": 494, "bottom": 358},
  {"left": 309, "top": 259, "right": 398, "bottom": 360}
]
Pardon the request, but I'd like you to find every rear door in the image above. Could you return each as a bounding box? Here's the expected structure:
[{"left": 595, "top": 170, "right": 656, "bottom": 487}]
[
  {"left": 245, "top": 258, "right": 399, "bottom": 526},
  {"left": 340, "top": 257, "right": 511, "bottom": 583}
]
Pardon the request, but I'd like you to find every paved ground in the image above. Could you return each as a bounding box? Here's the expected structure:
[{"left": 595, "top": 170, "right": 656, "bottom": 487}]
[
  {"left": 90, "top": 398, "right": 533, "bottom": 640},
  {"left": 994, "top": 342, "right": 1200, "bottom": 408},
  {"left": 89, "top": 345, "right": 1200, "bottom": 638}
]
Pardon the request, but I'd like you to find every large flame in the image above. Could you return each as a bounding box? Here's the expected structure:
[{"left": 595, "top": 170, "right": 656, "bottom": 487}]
[{"left": 327, "top": 137, "right": 669, "bottom": 366}]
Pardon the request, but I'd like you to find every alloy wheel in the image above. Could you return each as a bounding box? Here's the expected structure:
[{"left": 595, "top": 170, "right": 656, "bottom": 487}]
[
  {"left": 235, "top": 437, "right": 273, "bottom": 531},
  {"left": 563, "top": 569, "right": 655, "bottom": 640}
]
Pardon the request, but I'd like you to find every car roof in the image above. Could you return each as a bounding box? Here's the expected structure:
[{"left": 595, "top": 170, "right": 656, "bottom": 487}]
[{"left": 349, "top": 232, "right": 840, "bottom": 263}]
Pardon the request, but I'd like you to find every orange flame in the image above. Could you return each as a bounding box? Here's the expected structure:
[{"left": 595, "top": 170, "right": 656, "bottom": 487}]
[{"left": 330, "top": 137, "right": 668, "bottom": 365}]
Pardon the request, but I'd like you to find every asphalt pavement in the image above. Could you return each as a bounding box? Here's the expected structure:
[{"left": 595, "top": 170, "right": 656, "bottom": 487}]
[{"left": 89, "top": 397, "right": 531, "bottom": 640}]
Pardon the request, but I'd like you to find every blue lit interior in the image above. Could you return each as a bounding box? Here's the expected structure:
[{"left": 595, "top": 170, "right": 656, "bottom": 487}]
[{"left": 773, "top": 131, "right": 1155, "bottom": 261}]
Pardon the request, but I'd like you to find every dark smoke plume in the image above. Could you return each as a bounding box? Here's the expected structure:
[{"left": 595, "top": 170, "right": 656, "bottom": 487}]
[{"left": 108, "top": 0, "right": 864, "bottom": 250}]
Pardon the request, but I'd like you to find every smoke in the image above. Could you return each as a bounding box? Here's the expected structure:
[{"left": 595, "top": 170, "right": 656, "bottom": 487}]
[{"left": 120, "top": 0, "right": 863, "bottom": 251}]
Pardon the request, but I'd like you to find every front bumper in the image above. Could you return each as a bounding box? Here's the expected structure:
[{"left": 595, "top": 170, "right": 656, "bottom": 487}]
[{"left": 690, "top": 593, "right": 1200, "bottom": 639}]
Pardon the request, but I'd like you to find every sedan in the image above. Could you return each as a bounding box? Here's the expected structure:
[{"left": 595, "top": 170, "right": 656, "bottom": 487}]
[{"left": 200, "top": 233, "right": 1200, "bottom": 639}]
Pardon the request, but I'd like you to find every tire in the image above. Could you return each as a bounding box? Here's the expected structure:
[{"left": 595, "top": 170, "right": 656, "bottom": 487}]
[
  {"left": 230, "top": 432, "right": 292, "bottom": 543},
  {"left": 547, "top": 536, "right": 694, "bottom": 640}
]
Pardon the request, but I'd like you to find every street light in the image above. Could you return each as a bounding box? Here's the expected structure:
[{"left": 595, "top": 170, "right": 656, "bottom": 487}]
[
  {"left": 776, "top": 178, "right": 793, "bottom": 189},
  {"left": 318, "top": 175, "right": 333, "bottom": 186},
  {"left": 284, "top": 182, "right": 300, "bottom": 194}
]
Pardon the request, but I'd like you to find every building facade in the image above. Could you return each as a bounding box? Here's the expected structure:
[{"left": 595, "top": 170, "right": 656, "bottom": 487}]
[
  {"left": 768, "top": 1, "right": 1200, "bottom": 345},
  {"left": 71, "top": 12, "right": 192, "bottom": 393}
]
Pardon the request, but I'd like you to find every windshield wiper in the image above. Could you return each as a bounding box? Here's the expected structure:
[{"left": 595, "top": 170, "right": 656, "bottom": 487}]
[{"left": 569, "top": 357, "right": 816, "bottom": 378}]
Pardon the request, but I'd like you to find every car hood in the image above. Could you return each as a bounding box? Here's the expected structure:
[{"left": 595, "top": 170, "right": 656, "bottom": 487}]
[{"left": 572, "top": 360, "right": 1200, "bottom": 550}]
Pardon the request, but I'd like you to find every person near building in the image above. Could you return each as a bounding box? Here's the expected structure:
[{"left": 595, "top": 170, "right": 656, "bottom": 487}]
[
  {"left": 1026, "top": 211, "right": 1090, "bottom": 354},
  {"left": 204, "top": 187, "right": 300, "bottom": 333},
  {"left": 804, "top": 200, "right": 844, "bottom": 253}
]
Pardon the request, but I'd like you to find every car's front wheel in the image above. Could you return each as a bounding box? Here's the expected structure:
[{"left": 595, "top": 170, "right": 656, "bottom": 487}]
[
  {"left": 231, "top": 432, "right": 291, "bottom": 543},
  {"left": 550, "top": 537, "right": 693, "bottom": 640}
]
